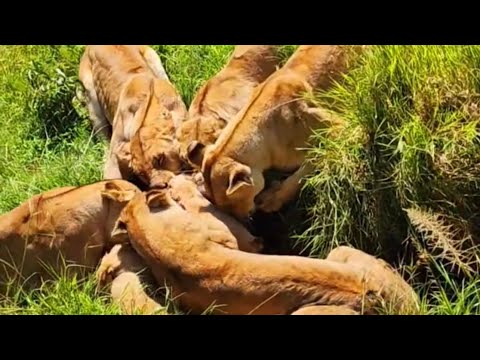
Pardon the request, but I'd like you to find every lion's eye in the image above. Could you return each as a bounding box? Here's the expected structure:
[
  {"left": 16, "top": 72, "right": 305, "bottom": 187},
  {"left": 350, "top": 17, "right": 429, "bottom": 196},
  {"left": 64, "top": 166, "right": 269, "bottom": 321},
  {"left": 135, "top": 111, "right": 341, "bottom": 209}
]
[
  {"left": 153, "top": 154, "right": 165, "bottom": 169},
  {"left": 129, "top": 104, "right": 139, "bottom": 114}
]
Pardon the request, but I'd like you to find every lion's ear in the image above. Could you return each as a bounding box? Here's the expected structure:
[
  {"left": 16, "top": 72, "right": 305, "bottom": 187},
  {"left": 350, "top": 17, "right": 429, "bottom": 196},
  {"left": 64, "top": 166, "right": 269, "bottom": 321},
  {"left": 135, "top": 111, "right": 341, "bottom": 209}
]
[
  {"left": 232, "top": 45, "right": 252, "bottom": 59},
  {"left": 226, "top": 164, "right": 254, "bottom": 197},
  {"left": 110, "top": 219, "right": 129, "bottom": 243},
  {"left": 101, "top": 182, "right": 136, "bottom": 203},
  {"left": 145, "top": 189, "right": 172, "bottom": 209},
  {"left": 186, "top": 141, "right": 206, "bottom": 168}
]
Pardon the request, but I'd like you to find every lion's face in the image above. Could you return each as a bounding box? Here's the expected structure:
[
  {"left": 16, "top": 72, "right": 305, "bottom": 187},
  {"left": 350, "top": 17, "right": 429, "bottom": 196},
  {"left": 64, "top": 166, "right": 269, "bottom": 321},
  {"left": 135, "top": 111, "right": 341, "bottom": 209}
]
[
  {"left": 178, "top": 115, "right": 226, "bottom": 170},
  {"left": 203, "top": 158, "right": 260, "bottom": 220},
  {"left": 129, "top": 127, "right": 182, "bottom": 188},
  {"left": 117, "top": 77, "right": 184, "bottom": 189}
]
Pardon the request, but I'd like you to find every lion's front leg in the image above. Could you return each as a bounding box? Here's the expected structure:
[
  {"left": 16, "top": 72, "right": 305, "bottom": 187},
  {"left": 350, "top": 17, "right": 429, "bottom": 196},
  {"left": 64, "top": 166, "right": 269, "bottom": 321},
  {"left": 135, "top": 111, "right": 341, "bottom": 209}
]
[
  {"left": 255, "top": 162, "right": 313, "bottom": 213},
  {"left": 96, "top": 244, "right": 163, "bottom": 315},
  {"left": 103, "top": 128, "right": 132, "bottom": 180},
  {"left": 103, "top": 147, "right": 123, "bottom": 180}
]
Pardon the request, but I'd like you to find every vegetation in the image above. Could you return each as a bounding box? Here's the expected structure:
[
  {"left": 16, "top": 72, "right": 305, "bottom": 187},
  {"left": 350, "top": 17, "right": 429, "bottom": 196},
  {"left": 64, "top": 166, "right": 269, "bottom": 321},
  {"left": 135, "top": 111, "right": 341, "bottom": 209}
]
[
  {"left": 299, "top": 45, "right": 480, "bottom": 314},
  {"left": 0, "top": 45, "right": 479, "bottom": 314}
]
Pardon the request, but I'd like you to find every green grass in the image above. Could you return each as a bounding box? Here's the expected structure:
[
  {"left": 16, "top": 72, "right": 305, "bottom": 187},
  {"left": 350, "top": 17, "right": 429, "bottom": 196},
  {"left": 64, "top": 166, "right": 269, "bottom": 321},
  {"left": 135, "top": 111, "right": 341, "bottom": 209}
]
[
  {"left": 301, "top": 45, "right": 480, "bottom": 256},
  {"left": 296, "top": 45, "right": 480, "bottom": 314},
  {"left": 1, "top": 45, "right": 479, "bottom": 314},
  {"left": 0, "top": 271, "right": 123, "bottom": 315}
]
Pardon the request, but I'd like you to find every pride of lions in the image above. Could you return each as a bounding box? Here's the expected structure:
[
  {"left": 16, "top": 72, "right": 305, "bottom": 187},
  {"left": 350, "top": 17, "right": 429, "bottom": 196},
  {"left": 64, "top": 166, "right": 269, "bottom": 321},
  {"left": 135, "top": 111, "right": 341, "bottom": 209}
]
[{"left": 0, "top": 45, "right": 420, "bottom": 315}]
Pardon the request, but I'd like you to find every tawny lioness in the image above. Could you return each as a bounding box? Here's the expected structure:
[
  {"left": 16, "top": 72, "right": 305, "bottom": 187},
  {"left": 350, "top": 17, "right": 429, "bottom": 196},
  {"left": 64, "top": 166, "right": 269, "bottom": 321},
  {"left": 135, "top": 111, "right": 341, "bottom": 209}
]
[
  {"left": 179, "top": 45, "right": 282, "bottom": 169},
  {"left": 104, "top": 186, "right": 418, "bottom": 315},
  {"left": 0, "top": 180, "right": 140, "bottom": 292},
  {"left": 200, "top": 45, "right": 356, "bottom": 219},
  {"left": 78, "top": 45, "right": 188, "bottom": 188}
]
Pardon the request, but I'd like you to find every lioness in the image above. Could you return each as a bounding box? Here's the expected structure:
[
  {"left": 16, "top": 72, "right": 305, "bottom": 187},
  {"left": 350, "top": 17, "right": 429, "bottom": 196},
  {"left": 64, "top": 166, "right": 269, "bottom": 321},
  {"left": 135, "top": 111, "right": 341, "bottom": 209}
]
[
  {"left": 179, "top": 45, "right": 281, "bottom": 169},
  {"left": 168, "top": 174, "right": 263, "bottom": 253},
  {"left": 78, "top": 45, "right": 188, "bottom": 188},
  {"left": 0, "top": 180, "right": 140, "bottom": 292},
  {"left": 105, "top": 186, "right": 417, "bottom": 315},
  {"left": 96, "top": 244, "right": 164, "bottom": 315},
  {"left": 200, "top": 45, "right": 353, "bottom": 219}
]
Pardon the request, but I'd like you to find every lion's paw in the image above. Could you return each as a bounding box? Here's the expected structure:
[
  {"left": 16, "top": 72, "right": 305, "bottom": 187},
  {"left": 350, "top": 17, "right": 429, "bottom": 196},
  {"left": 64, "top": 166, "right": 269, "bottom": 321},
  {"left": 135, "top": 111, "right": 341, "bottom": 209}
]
[{"left": 255, "top": 181, "right": 285, "bottom": 213}]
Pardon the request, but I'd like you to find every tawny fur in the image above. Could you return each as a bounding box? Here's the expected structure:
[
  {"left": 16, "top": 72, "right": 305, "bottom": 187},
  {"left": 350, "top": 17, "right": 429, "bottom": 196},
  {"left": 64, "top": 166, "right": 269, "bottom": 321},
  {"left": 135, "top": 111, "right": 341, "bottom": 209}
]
[
  {"left": 78, "top": 45, "right": 188, "bottom": 188},
  {"left": 178, "top": 45, "right": 282, "bottom": 169},
  {"left": 290, "top": 304, "right": 359, "bottom": 315},
  {"left": 0, "top": 180, "right": 140, "bottom": 293},
  {"left": 326, "top": 246, "right": 420, "bottom": 314},
  {"left": 96, "top": 244, "right": 163, "bottom": 315},
  {"left": 200, "top": 45, "right": 359, "bottom": 219},
  {"left": 167, "top": 174, "right": 263, "bottom": 253},
  {"left": 106, "top": 187, "right": 416, "bottom": 315}
]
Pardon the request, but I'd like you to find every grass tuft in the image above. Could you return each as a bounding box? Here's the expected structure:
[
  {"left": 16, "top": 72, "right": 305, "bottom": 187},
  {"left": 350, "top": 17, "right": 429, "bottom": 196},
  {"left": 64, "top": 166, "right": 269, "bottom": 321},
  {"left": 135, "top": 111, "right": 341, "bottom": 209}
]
[{"left": 299, "top": 45, "right": 480, "bottom": 259}]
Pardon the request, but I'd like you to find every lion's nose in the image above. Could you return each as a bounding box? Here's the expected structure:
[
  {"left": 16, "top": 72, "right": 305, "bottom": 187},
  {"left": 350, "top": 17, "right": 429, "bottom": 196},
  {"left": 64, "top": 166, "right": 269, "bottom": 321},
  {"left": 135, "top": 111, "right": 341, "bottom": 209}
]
[
  {"left": 149, "top": 177, "right": 170, "bottom": 190},
  {"left": 150, "top": 181, "right": 168, "bottom": 190},
  {"left": 149, "top": 170, "right": 175, "bottom": 189}
]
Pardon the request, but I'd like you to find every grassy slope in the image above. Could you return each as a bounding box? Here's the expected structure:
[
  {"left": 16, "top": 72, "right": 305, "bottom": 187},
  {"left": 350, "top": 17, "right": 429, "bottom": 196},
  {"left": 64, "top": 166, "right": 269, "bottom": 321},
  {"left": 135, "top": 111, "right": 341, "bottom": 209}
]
[
  {"left": 299, "top": 45, "right": 480, "bottom": 314},
  {"left": 0, "top": 45, "right": 478, "bottom": 314}
]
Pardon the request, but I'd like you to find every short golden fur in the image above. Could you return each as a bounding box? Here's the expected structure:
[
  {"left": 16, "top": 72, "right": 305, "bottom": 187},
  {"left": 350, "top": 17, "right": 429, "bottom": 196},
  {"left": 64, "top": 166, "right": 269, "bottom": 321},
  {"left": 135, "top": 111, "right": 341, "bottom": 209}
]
[
  {"left": 290, "top": 304, "right": 360, "bottom": 315},
  {"left": 0, "top": 180, "right": 140, "bottom": 292},
  {"left": 168, "top": 174, "right": 263, "bottom": 253},
  {"left": 105, "top": 186, "right": 417, "bottom": 315},
  {"left": 200, "top": 46, "right": 354, "bottom": 219},
  {"left": 178, "top": 45, "right": 281, "bottom": 169},
  {"left": 96, "top": 244, "right": 163, "bottom": 315},
  {"left": 326, "top": 246, "right": 419, "bottom": 314},
  {"left": 78, "top": 45, "right": 188, "bottom": 188}
]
